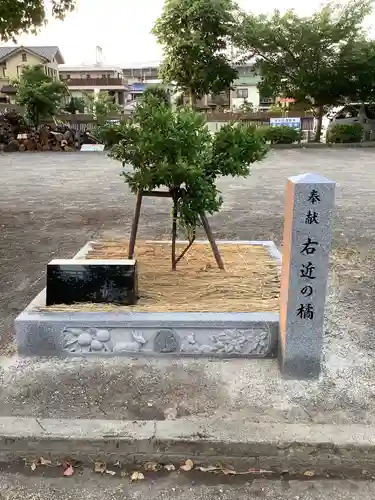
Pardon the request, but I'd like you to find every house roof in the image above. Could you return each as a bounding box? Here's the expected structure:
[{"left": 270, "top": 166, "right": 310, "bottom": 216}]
[
  {"left": 59, "top": 64, "right": 123, "bottom": 72},
  {"left": 0, "top": 46, "right": 65, "bottom": 64}
]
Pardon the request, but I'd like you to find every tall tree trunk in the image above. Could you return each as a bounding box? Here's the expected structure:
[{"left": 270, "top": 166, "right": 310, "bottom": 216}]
[
  {"left": 314, "top": 104, "right": 324, "bottom": 142},
  {"left": 171, "top": 197, "right": 178, "bottom": 271},
  {"left": 188, "top": 88, "right": 196, "bottom": 108}
]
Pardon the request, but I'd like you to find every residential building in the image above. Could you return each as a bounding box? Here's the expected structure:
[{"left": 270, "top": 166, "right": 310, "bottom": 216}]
[
  {"left": 123, "top": 65, "right": 159, "bottom": 84},
  {"left": 59, "top": 64, "right": 128, "bottom": 106},
  {"left": 230, "top": 65, "right": 261, "bottom": 110},
  {"left": 0, "top": 45, "right": 64, "bottom": 102}
]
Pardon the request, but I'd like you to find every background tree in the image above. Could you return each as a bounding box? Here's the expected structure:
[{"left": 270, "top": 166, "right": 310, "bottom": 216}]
[
  {"left": 237, "top": 0, "right": 373, "bottom": 141},
  {"left": 0, "top": 0, "right": 75, "bottom": 41},
  {"left": 109, "top": 92, "right": 268, "bottom": 270},
  {"left": 65, "top": 97, "right": 85, "bottom": 114},
  {"left": 142, "top": 85, "right": 171, "bottom": 107},
  {"left": 86, "top": 91, "right": 121, "bottom": 125},
  {"left": 13, "top": 65, "right": 67, "bottom": 128},
  {"left": 153, "top": 0, "right": 239, "bottom": 107}
]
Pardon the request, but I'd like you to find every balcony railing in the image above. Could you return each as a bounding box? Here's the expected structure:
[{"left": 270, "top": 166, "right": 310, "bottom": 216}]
[{"left": 65, "top": 78, "right": 124, "bottom": 87}]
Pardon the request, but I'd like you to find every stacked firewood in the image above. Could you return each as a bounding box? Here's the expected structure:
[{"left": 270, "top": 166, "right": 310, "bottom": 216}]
[{"left": 0, "top": 111, "right": 81, "bottom": 152}]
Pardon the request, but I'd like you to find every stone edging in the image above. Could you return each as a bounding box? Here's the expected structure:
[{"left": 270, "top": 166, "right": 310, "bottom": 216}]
[
  {"left": 1, "top": 416, "right": 375, "bottom": 473},
  {"left": 271, "top": 142, "right": 375, "bottom": 149}
]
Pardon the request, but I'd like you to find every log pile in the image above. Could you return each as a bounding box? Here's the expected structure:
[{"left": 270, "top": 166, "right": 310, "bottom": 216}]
[{"left": 0, "top": 111, "right": 89, "bottom": 152}]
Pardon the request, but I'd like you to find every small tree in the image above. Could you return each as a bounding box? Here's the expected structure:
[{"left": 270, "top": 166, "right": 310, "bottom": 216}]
[
  {"left": 237, "top": 0, "right": 373, "bottom": 141},
  {"left": 153, "top": 0, "right": 239, "bottom": 106},
  {"left": 14, "top": 65, "right": 67, "bottom": 128},
  {"left": 65, "top": 97, "right": 85, "bottom": 114},
  {"left": 110, "top": 93, "right": 268, "bottom": 270},
  {"left": 86, "top": 92, "right": 121, "bottom": 125},
  {"left": 0, "top": 0, "right": 75, "bottom": 40}
]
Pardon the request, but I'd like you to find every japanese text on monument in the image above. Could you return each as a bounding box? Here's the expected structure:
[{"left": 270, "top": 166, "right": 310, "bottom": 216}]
[{"left": 296, "top": 189, "right": 321, "bottom": 320}]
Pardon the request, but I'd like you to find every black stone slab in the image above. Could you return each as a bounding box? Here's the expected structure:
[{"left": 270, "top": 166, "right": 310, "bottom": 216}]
[{"left": 46, "top": 259, "right": 137, "bottom": 306}]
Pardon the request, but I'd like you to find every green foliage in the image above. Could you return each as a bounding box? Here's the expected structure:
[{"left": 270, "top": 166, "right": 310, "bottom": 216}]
[
  {"left": 256, "top": 125, "right": 301, "bottom": 144},
  {"left": 109, "top": 98, "right": 267, "bottom": 266},
  {"left": 238, "top": 100, "right": 254, "bottom": 113},
  {"left": 0, "top": 0, "right": 75, "bottom": 40},
  {"left": 65, "top": 97, "right": 85, "bottom": 114},
  {"left": 86, "top": 92, "right": 121, "bottom": 125},
  {"left": 327, "top": 123, "right": 363, "bottom": 143},
  {"left": 153, "top": 0, "right": 239, "bottom": 105},
  {"left": 237, "top": 0, "right": 373, "bottom": 141},
  {"left": 142, "top": 86, "right": 171, "bottom": 107},
  {"left": 13, "top": 65, "right": 67, "bottom": 127},
  {"left": 95, "top": 121, "right": 124, "bottom": 148}
]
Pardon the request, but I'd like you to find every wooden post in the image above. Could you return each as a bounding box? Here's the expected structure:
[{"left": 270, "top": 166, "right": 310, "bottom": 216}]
[
  {"left": 201, "top": 214, "right": 224, "bottom": 270},
  {"left": 128, "top": 191, "right": 143, "bottom": 259},
  {"left": 128, "top": 191, "right": 224, "bottom": 270}
]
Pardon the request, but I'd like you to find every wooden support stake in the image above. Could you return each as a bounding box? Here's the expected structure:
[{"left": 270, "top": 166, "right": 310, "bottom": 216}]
[
  {"left": 127, "top": 190, "right": 224, "bottom": 270},
  {"left": 128, "top": 191, "right": 143, "bottom": 259},
  {"left": 201, "top": 214, "right": 224, "bottom": 270}
]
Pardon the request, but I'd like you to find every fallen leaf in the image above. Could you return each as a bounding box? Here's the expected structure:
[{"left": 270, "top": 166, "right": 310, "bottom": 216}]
[
  {"left": 144, "top": 462, "right": 160, "bottom": 472},
  {"left": 63, "top": 465, "right": 74, "bottom": 477},
  {"left": 164, "top": 464, "right": 175, "bottom": 471},
  {"left": 222, "top": 468, "right": 236, "bottom": 475},
  {"left": 180, "top": 459, "right": 194, "bottom": 472},
  {"left": 131, "top": 471, "right": 145, "bottom": 481},
  {"left": 94, "top": 461, "right": 107, "bottom": 473},
  {"left": 30, "top": 462, "right": 37, "bottom": 471},
  {"left": 106, "top": 470, "right": 116, "bottom": 476},
  {"left": 40, "top": 457, "right": 52, "bottom": 466},
  {"left": 246, "top": 468, "right": 274, "bottom": 475},
  {"left": 197, "top": 465, "right": 221, "bottom": 472},
  {"left": 120, "top": 471, "right": 128, "bottom": 477},
  {"left": 304, "top": 470, "right": 316, "bottom": 477}
]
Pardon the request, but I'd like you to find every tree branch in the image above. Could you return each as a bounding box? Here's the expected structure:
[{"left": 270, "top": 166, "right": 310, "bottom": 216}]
[{"left": 175, "top": 231, "right": 196, "bottom": 265}]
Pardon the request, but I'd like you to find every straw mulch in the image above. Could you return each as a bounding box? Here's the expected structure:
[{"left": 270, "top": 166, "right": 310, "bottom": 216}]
[{"left": 45, "top": 240, "right": 280, "bottom": 313}]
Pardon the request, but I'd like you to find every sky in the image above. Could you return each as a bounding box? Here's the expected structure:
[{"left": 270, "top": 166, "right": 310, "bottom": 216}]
[{"left": 8, "top": 0, "right": 375, "bottom": 67}]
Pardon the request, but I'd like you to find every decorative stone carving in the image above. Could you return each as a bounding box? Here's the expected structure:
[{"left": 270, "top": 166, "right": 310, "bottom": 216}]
[
  {"left": 62, "top": 327, "right": 114, "bottom": 353},
  {"left": 114, "top": 331, "right": 147, "bottom": 353},
  {"left": 180, "top": 330, "right": 271, "bottom": 357},
  {"left": 154, "top": 329, "right": 180, "bottom": 353}
]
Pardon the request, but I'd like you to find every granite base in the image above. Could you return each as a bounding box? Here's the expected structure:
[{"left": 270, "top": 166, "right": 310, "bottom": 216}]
[{"left": 15, "top": 241, "right": 281, "bottom": 358}]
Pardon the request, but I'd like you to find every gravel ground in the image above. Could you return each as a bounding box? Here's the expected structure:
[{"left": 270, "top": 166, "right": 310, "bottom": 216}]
[
  {"left": 1, "top": 149, "right": 375, "bottom": 424},
  {"left": 0, "top": 468, "right": 375, "bottom": 500}
]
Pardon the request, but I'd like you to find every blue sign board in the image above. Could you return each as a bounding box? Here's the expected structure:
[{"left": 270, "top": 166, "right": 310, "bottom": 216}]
[{"left": 270, "top": 117, "right": 301, "bottom": 129}]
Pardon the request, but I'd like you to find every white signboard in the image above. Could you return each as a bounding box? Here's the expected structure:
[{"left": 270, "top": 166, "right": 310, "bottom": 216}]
[
  {"left": 270, "top": 117, "right": 301, "bottom": 129},
  {"left": 80, "top": 144, "right": 105, "bottom": 152}
]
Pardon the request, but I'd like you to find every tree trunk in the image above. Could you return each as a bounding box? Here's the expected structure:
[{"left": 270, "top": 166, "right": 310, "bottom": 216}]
[
  {"left": 314, "top": 105, "right": 324, "bottom": 142},
  {"left": 188, "top": 88, "right": 196, "bottom": 108},
  {"left": 171, "top": 197, "right": 178, "bottom": 271}
]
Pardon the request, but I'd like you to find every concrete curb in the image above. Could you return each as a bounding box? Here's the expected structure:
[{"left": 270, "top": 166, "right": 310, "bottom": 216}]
[
  {"left": 2, "top": 416, "right": 375, "bottom": 473},
  {"left": 270, "top": 142, "right": 375, "bottom": 149}
]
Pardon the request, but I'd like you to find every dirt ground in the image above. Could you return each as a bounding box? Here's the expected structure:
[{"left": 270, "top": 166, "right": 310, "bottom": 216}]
[{"left": 1, "top": 149, "right": 375, "bottom": 356}]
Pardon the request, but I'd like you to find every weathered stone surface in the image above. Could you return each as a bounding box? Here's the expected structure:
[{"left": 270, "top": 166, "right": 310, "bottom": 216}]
[
  {"left": 279, "top": 173, "right": 335, "bottom": 379},
  {"left": 154, "top": 329, "right": 179, "bottom": 353},
  {"left": 15, "top": 241, "right": 281, "bottom": 358}
]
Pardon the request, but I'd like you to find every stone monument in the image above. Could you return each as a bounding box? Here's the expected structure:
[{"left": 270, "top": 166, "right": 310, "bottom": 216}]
[{"left": 279, "top": 173, "right": 335, "bottom": 379}]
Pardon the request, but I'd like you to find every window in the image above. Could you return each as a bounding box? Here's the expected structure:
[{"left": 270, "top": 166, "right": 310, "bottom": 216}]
[
  {"left": 21, "top": 53, "right": 27, "bottom": 62},
  {"left": 236, "top": 88, "right": 248, "bottom": 99}
]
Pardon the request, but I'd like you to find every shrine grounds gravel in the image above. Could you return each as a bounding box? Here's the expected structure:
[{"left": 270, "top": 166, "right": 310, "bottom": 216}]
[
  {"left": 1, "top": 149, "right": 375, "bottom": 429},
  {"left": 1, "top": 149, "right": 375, "bottom": 353}
]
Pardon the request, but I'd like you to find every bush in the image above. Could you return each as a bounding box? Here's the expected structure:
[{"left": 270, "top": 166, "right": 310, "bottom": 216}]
[
  {"left": 327, "top": 123, "right": 363, "bottom": 143},
  {"left": 256, "top": 125, "right": 301, "bottom": 144},
  {"left": 109, "top": 96, "right": 268, "bottom": 269},
  {"left": 94, "top": 121, "right": 124, "bottom": 147}
]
